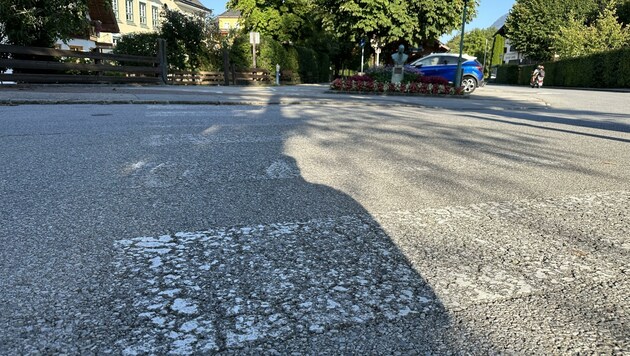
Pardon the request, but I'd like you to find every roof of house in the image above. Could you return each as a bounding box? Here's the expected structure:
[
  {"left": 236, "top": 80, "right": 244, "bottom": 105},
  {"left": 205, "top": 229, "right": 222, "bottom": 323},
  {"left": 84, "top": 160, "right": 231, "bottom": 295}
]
[
  {"left": 217, "top": 9, "right": 242, "bottom": 18},
  {"left": 176, "top": 0, "right": 212, "bottom": 13},
  {"left": 87, "top": 0, "right": 119, "bottom": 33}
]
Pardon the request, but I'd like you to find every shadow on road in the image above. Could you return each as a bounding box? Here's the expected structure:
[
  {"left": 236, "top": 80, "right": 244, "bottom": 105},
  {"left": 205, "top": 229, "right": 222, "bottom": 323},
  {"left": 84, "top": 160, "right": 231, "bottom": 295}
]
[
  {"left": 1, "top": 87, "right": 627, "bottom": 353},
  {"left": 107, "top": 96, "right": 494, "bottom": 353}
]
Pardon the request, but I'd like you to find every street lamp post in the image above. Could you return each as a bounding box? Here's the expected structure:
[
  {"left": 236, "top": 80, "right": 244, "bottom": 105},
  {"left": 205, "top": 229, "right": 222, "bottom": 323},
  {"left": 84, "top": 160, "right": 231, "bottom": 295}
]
[
  {"left": 360, "top": 38, "right": 365, "bottom": 73},
  {"left": 454, "top": 0, "right": 469, "bottom": 88}
]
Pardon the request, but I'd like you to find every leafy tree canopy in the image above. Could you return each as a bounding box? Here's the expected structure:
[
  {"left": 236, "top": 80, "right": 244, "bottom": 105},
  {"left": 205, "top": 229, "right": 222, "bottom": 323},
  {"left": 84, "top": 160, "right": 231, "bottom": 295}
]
[
  {"left": 115, "top": 8, "right": 218, "bottom": 71},
  {"left": 0, "top": 0, "right": 94, "bottom": 47},
  {"left": 228, "top": 0, "right": 478, "bottom": 45},
  {"left": 505, "top": 0, "right": 600, "bottom": 60},
  {"left": 554, "top": 2, "right": 630, "bottom": 58},
  {"left": 446, "top": 27, "right": 496, "bottom": 63},
  {"left": 226, "top": 0, "right": 314, "bottom": 43},
  {"left": 158, "top": 9, "right": 215, "bottom": 70},
  {"left": 318, "top": 0, "right": 478, "bottom": 44}
]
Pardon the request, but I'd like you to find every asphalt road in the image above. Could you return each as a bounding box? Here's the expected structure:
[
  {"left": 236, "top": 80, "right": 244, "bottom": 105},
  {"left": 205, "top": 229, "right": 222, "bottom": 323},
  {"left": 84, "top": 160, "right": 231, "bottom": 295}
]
[{"left": 0, "top": 85, "right": 629, "bottom": 354}]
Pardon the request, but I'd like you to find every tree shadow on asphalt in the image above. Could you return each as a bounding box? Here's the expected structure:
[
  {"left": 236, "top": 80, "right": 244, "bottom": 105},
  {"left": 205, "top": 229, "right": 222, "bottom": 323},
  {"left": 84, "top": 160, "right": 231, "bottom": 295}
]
[
  {"left": 107, "top": 91, "right": 630, "bottom": 353},
  {"left": 461, "top": 109, "right": 630, "bottom": 144},
  {"left": 1, "top": 89, "right": 627, "bottom": 353}
]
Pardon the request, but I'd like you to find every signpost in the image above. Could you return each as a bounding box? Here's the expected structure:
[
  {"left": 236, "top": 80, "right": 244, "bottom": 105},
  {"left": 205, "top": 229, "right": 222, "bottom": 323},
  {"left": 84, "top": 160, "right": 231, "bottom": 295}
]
[
  {"left": 249, "top": 32, "right": 260, "bottom": 68},
  {"left": 370, "top": 38, "right": 381, "bottom": 66}
]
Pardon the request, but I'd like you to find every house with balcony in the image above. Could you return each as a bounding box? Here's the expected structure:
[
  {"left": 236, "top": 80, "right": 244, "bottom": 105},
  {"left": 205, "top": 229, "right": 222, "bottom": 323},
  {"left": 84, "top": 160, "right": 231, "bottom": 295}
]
[
  {"left": 55, "top": 0, "right": 120, "bottom": 51},
  {"left": 95, "top": 0, "right": 212, "bottom": 48}
]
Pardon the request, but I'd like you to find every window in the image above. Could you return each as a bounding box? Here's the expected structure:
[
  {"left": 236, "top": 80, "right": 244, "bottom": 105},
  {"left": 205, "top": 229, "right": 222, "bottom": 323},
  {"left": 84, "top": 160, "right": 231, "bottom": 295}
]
[
  {"left": 419, "top": 56, "right": 440, "bottom": 66},
  {"left": 125, "top": 0, "right": 134, "bottom": 22},
  {"left": 112, "top": 0, "right": 119, "bottom": 20},
  {"left": 152, "top": 6, "right": 159, "bottom": 28},
  {"left": 441, "top": 56, "right": 459, "bottom": 65},
  {"left": 139, "top": 2, "right": 147, "bottom": 24}
]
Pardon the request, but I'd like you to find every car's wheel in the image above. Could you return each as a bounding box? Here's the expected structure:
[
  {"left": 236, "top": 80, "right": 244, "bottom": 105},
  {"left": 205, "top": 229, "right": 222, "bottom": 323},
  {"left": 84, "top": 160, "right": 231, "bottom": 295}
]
[{"left": 462, "top": 76, "right": 477, "bottom": 93}]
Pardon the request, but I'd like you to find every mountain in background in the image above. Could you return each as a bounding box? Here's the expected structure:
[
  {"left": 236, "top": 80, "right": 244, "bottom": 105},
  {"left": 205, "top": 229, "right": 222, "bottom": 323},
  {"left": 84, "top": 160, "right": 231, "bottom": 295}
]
[{"left": 491, "top": 14, "right": 508, "bottom": 29}]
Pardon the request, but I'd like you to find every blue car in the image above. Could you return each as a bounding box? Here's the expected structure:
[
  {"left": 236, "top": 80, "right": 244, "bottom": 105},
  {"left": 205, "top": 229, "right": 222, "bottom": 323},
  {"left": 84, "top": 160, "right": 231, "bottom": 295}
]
[{"left": 410, "top": 53, "right": 484, "bottom": 93}]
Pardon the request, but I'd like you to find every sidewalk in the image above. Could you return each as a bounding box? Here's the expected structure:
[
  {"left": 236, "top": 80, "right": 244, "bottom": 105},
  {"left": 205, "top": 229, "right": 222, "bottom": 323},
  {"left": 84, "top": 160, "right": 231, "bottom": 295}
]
[{"left": 0, "top": 83, "right": 551, "bottom": 110}]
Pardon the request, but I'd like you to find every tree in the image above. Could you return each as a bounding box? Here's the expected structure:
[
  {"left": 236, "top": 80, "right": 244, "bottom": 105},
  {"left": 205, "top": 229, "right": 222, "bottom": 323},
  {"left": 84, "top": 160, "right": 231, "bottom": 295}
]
[
  {"left": 505, "top": 0, "right": 600, "bottom": 60},
  {"left": 0, "top": 0, "right": 92, "bottom": 47},
  {"left": 446, "top": 27, "right": 496, "bottom": 63},
  {"left": 490, "top": 34, "right": 505, "bottom": 67},
  {"left": 158, "top": 9, "right": 215, "bottom": 70},
  {"left": 231, "top": 0, "right": 478, "bottom": 45},
  {"left": 115, "top": 8, "right": 217, "bottom": 71},
  {"left": 555, "top": 2, "right": 630, "bottom": 58},
  {"left": 318, "top": 0, "right": 478, "bottom": 44},
  {"left": 227, "top": 0, "right": 314, "bottom": 43}
]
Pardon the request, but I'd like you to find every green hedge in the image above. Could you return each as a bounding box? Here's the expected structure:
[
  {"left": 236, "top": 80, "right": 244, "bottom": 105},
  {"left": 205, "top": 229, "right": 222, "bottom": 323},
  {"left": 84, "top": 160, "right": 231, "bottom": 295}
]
[
  {"left": 229, "top": 34, "right": 329, "bottom": 83},
  {"left": 497, "top": 47, "right": 630, "bottom": 88},
  {"left": 494, "top": 65, "right": 520, "bottom": 84}
]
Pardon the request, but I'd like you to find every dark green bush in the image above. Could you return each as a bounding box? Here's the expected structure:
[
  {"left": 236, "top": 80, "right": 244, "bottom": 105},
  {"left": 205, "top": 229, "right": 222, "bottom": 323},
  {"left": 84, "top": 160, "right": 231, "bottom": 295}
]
[
  {"left": 317, "top": 53, "right": 330, "bottom": 82},
  {"left": 257, "top": 36, "right": 286, "bottom": 73},
  {"left": 364, "top": 66, "right": 421, "bottom": 83},
  {"left": 229, "top": 34, "right": 252, "bottom": 70},
  {"left": 296, "top": 46, "right": 318, "bottom": 83},
  {"left": 495, "top": 65, "right": 520, "bottom": 84},
  {"left": 497, "top": 47, "right": 630, "bottom": 88},
  {"left": 113, "top": 33, "right": 159, "bottom": 66}
]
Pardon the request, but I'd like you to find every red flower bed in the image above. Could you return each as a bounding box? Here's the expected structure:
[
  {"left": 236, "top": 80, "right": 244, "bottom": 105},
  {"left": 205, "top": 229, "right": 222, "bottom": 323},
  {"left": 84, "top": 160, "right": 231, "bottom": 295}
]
[{"left": 330, "top": 77, "right": 463, "bottom": 96}]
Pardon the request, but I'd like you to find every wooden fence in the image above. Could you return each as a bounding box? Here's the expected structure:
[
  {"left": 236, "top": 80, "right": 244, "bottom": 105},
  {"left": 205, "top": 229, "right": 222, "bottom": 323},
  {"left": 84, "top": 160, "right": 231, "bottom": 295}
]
[
  {"left": 169, "top": 68, "right": 272, "bottom": 85},
  {"left": 168, "top": 69, "right": 308, "bottom": 86},
  {"left": 0, "top": 41, "right": 309, "bottom": 86},
  {"left": 0, "top": 39, "right": 167, "bottom": 84}
]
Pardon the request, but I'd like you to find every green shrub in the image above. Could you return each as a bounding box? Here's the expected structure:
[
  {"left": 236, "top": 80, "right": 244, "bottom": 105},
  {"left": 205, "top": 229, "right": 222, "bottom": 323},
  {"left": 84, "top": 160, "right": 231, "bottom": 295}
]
[
  {"left": 495, "top": 65, "right": 520, "bottom": 84},
  {"left": 284, "top": 46, "right": 300, "bottom": 73},
  {"left": 229, "top": 34, "right": 252, "bottom": 70},
  {"left": 498, "top": 47, "right": 630, "bottom": 88},
  {"left": 113, "top": 33, "right": 159, "bottom": 66},
  {"left": 364, "top": 66, "right": 421, "bottom": 83},
  {"left": 257, "top": 36, "right": 286, "bottom": 73}
]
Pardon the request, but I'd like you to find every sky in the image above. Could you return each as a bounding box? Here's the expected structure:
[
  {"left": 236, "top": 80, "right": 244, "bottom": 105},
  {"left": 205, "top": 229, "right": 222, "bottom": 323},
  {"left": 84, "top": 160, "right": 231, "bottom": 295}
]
[
  {"left": 199, "top": 0, "right": 227, "bottom": 15},
  {"left": 199, "top": 0, "right": 517, "bottom": 37},
  {"left": 440, "top": 0, "right": 516, "bottom": 42}
]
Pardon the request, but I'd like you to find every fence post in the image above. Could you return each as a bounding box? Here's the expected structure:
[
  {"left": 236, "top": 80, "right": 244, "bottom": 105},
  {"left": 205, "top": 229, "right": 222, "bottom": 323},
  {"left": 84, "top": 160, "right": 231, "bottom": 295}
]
[
  {"left": 157, "top": 39, "right": 168, "bottom": 84},
  {"left": 222, "top": 45, "right": 230, "bottom": 86}
]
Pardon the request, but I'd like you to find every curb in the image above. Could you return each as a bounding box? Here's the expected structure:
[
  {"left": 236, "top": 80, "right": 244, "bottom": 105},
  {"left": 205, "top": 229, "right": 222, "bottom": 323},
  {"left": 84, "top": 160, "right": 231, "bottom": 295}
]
[
  {"left": 325, "top": 90, "right": 471, "bottom": 99},
  {"left": 0, "top": 99, "right": 437, "bottom": 108}
]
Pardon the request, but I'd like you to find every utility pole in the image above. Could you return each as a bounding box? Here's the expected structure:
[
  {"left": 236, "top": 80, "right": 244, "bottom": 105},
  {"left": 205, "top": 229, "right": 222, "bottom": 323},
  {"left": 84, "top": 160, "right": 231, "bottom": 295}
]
[
  {"left": 360, "top": 38, "right": 365, "bottom": 73},
  {"left": 454, "top": 0, "right": 469, "bottom": 88},
  {"left": 249, "top": 32, "right": 260, "bottom": 68}
]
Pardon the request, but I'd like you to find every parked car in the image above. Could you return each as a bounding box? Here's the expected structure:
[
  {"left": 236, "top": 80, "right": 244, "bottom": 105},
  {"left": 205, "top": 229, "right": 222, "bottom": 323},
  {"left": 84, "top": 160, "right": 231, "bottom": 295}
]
[{"left": 409, "top": 53, "right": 484, "bottom": 93}]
